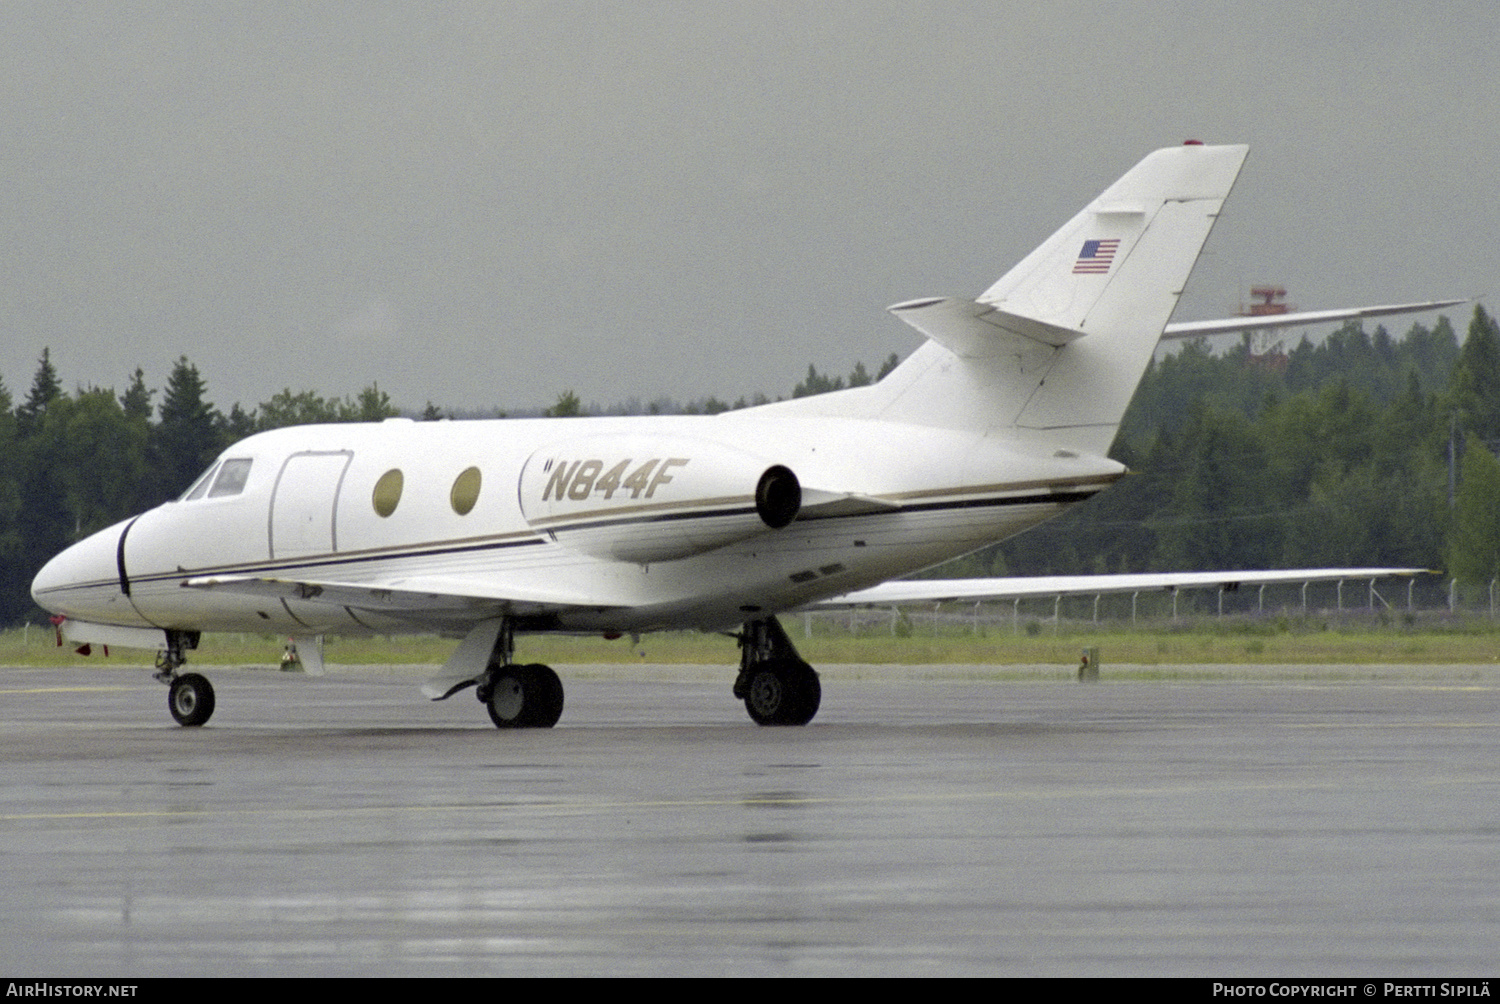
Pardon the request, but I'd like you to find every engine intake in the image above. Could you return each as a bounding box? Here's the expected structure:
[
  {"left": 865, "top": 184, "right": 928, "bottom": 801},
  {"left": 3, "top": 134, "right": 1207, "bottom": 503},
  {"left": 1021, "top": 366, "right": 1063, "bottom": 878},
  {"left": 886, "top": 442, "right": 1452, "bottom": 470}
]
[{"left": 755, "top": 465, "right": 801, "bottom": 529}]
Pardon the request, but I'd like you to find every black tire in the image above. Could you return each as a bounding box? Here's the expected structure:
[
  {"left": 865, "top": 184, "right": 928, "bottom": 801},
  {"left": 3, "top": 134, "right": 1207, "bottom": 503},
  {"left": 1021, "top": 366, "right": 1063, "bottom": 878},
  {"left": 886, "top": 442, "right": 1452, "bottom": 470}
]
[
  {"left": 743, "top": 660, "right": 820, "bottom": 726},
  {"left": 525, "top": 664, "right": 565, "bottom": 728},
  {"left": 485, "top": 664, "right": 565, "bottom": 729},
  {"left": 168, "top": 673, "right": 215, "bottom": 727}
]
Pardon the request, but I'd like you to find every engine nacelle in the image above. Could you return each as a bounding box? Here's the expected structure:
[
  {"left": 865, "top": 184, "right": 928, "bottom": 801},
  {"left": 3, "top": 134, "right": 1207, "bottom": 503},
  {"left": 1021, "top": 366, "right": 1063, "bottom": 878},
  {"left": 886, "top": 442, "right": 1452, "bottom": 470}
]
[{"left": 518, "top": 434, "right": 801, "bottom": 563}]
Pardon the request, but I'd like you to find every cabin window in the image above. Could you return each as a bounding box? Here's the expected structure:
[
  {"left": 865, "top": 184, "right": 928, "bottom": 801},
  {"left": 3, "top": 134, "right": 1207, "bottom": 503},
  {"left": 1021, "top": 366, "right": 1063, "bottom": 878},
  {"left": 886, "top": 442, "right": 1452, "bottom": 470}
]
[
  {"left": 207, "top": 458, "right": 253, "bottom": 498},
  {"left": 450, "top": 467, "right": 482, "bottom": 515},
  {"left": 180, "top": 463, "right": 219, "bottom": 501},
  {"left": 372, "top": 469, "right": 404, "bottom": 517}
]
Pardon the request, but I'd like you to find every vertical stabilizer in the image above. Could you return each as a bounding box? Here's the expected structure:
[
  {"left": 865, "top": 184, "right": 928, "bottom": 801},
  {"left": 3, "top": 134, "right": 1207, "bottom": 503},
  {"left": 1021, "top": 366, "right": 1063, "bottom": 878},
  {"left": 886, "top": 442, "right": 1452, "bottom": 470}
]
[
  {"left": 866, "top": 144, "right": 1248, "bottom": 454},
  {"left": 995, "top": 144, "right": 1247, "bottom": 446}
]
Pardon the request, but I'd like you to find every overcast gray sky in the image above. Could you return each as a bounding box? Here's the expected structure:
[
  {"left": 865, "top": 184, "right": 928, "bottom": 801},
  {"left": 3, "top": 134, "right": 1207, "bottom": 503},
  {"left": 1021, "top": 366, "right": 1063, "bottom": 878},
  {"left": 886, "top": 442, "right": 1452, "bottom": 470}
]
[{"left": 2, "top": 2, "right": 1494, "bottom": 414}]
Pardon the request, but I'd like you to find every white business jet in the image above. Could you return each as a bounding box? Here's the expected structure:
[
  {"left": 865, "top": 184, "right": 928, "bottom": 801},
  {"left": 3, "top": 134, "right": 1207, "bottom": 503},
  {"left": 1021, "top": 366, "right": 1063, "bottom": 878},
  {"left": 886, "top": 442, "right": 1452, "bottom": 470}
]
[{"left": 30, "top": 143, "right": 1450, "bottom": 728}]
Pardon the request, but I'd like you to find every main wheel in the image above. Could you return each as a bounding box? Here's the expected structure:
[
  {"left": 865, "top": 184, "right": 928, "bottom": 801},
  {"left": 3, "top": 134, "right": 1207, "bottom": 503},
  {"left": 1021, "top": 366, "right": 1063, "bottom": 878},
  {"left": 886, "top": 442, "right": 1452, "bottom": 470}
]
[
  {"left": 743, "top": 660, "right": 820, "bottom": 726},
  {"left": 524, "top": 664, "right": 565, "bottom": 728},
  {"left": 485, "top": 664, "right": 565, "bottom": 729},
  {"left": 168, "top": 673, "right": 216, "bottom": 727}
]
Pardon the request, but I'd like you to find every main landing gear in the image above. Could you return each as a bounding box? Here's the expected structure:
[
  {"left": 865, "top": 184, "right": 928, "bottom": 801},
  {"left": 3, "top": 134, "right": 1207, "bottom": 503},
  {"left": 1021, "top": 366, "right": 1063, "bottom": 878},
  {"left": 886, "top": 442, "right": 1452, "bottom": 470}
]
[
  {"left": 733, "top": 616, "right": 821, "bottom": 726},
  {"left": 153, "top": 630, "right": 214, "bottom": 727},
  {"left": 474, "top": 621, "right": 565, "bottom": 729}
]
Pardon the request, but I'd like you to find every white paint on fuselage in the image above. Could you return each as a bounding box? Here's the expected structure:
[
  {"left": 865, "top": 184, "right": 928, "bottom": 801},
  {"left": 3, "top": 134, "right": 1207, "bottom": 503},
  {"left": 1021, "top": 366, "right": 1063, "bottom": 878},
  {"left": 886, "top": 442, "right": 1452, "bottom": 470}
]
[{"left": 33, "top": 411, "right": 1120, "bottom": 636}]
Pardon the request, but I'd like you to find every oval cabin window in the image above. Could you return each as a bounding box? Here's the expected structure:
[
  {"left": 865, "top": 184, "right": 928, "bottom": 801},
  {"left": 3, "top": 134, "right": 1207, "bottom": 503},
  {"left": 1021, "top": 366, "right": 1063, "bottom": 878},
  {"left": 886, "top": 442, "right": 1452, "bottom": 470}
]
[
  {"left": 450, "top": 467, "right": 482, "bottom": 516},
  {"left": 372, "top": 469, "right": 404, "bottom": 517}
]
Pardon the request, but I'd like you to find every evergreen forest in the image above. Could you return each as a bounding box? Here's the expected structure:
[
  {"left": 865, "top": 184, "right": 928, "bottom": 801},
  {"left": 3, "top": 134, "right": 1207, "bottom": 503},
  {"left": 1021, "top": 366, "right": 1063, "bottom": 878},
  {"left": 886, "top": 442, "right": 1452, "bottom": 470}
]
[{"left": 3, "top": 306, "right": 1499, "bottom": 626}]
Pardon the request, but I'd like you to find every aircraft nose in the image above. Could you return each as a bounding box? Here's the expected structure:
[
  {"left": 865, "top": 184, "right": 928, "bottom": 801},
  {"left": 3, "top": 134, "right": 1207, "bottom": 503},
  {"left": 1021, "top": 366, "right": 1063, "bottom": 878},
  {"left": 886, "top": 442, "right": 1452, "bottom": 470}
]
[{"left": 30, "top": 519, "right": 145, "bottom": 625}]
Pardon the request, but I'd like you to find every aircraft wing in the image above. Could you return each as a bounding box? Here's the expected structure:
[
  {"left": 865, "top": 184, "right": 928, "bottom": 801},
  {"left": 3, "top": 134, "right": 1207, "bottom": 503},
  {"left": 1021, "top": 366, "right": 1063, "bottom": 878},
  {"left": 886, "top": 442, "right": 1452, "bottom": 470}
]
[
  {"left": 1161, "top": 299, "right": 1466, "bottom": 341},
  {"left": 810, "top": 568, "right": 1430, "bottom": 607},
  {"left": 182, "top": 574, "right": 626, "bottom": 617}
]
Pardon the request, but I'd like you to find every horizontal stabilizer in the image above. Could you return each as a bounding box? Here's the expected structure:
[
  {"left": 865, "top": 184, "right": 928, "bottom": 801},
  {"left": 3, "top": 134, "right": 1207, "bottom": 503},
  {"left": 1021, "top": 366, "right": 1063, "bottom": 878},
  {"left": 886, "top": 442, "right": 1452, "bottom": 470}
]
[
  {"left": 811, "top": 568, "right": 1430, "bottom": 607},
  {"left": 887, "top": 297, "right": 1087, "bottom": 357},
  {"left": 1163, "top": 299, "right": 1469, "bottom": 340}
]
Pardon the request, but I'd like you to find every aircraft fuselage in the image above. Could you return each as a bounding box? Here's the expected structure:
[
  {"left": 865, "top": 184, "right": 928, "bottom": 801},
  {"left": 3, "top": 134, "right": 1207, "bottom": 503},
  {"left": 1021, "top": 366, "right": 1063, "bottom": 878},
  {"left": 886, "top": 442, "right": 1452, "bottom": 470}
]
[{"left": 33, "top": 412, "right": 1122, "bottom": 639}]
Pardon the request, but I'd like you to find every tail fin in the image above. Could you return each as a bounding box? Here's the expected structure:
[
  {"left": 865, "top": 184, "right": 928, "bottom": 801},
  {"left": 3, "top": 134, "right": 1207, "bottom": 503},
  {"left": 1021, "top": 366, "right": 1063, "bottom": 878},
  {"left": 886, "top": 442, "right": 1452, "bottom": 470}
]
[{"left": 876, "top": 143, "right": 1248, "bottom": 453}]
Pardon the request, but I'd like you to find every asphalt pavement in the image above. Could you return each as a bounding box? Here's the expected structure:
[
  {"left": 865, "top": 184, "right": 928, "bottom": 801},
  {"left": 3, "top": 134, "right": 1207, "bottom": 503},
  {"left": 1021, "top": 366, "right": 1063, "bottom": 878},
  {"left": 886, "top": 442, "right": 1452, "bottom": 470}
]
[{"left": 2, "top": 662, "right": 1496, "bottom": 976}]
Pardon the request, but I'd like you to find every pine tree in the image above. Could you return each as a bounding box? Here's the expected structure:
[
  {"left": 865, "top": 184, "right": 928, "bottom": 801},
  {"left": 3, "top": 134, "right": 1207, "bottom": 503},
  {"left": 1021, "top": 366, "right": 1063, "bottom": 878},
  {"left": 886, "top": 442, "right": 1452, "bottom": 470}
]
[
  {"left": 218, "top": 403, "right": 258, "bottom": 443},
  {"left": 793, "top": 365, "right": 842, "bottom": 397},
  {"left": 1449, "top": 305, "right": 1500, "bottom": 440},
  {"left": 151, "top": 357, "right": 222, "bottom": 499},
  {"left": 16, "top": 348, "right": 61, "bottom": 435},
  {"left": 120, "top": 367, "right": 154, "bottom": 425}
]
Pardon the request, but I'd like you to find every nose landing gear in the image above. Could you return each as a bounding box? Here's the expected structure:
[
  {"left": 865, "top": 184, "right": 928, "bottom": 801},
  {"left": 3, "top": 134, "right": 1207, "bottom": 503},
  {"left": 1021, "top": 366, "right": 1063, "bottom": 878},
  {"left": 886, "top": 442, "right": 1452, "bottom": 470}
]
[{"left": 153, "top": 630, "right": 214, "bottom": 727}]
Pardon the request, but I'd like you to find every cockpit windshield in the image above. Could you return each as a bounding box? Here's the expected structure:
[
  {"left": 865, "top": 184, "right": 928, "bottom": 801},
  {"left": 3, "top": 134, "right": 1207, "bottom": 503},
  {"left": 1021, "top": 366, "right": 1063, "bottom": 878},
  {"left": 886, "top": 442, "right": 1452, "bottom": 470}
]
[
  {"left": 208, "top": 458, "right": 252, "bottom": 497},
  {"left": 179, "top": 458, "right": 253, "bottom": 501}
]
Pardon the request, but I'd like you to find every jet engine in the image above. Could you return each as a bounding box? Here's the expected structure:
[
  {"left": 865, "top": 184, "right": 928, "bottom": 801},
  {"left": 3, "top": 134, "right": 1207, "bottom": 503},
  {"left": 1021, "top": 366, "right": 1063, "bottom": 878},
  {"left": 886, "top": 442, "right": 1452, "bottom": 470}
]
[{"left": 518, "top": 434, "right": 801, "bottom": 563}]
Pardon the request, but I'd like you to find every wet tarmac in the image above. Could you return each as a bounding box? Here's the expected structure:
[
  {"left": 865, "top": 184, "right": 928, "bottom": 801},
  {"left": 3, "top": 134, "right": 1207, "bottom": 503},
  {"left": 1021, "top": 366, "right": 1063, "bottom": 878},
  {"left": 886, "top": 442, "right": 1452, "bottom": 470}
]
[{"left": 2, "top": 663, "right": 1497, "bottom": 976}]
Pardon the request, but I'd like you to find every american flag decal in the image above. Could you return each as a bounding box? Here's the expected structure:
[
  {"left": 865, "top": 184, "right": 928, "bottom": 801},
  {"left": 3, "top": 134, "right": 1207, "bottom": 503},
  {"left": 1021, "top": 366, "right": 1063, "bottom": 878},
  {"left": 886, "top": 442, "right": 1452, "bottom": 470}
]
[{"left": 1072, "top": 238, "right": 1120, "bottom": 274}]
